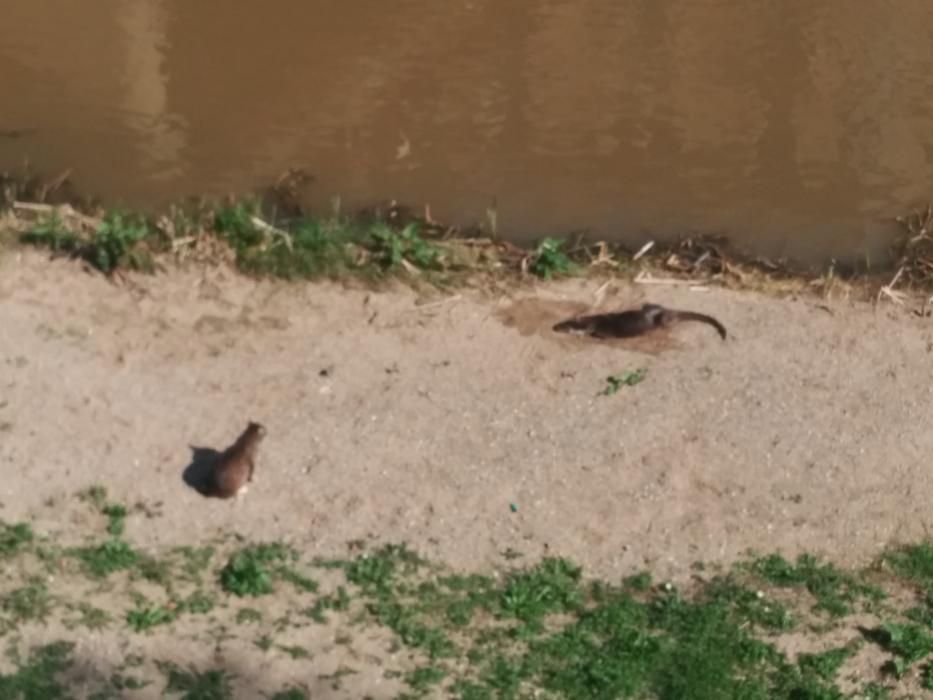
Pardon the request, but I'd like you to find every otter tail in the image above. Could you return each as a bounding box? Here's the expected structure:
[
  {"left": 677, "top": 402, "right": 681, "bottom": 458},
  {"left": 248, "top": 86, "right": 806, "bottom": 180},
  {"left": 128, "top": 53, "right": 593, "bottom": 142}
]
[{"left": 668, "top": 310, "right": 727, "bottom": 339}]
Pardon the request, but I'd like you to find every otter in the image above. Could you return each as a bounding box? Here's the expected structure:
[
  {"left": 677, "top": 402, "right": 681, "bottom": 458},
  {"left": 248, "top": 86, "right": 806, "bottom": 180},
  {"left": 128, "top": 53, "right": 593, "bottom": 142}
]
[
  {"left": 207, "top": 421, "right": 267, "bottom": 499},
  {"left": 553, "top": 303, "right": 727, "bottom": 340}
]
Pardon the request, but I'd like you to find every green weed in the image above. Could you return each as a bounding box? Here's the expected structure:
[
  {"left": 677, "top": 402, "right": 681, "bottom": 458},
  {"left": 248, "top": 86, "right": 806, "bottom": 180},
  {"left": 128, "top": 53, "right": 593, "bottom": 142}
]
[
  {"left": 70, "top": 538, "right": 140, "bottom": 578},
  {"left": 277, "top": 644, "right": 310, "bottom": 659},
  {"left": 405, "top": 664, "right": 447, "bottom": 693},
  {"left": 623, "top": 571, "right": 653, "bottom": 591},
  {"left": 174, "top": 545, "right": 216, "bottom": 583},
  {"left": 600, "top": 368, "right": 648, "bottom": 396},
  {"left": 102, "top": 504, "right": 127, "bottom": 537},
  {"left": 0, "top": 521, "right": 33, "bottom": 558},
  {"left": 870, "top": 622, "right": 933, "bottom": 677},
  {"left": 885, "top": 541, "right": 933, "bottom": 588},
  {"left": 159, "top": 661, "right": 234, "bottom": 699},
  {"left": 235, "top": 608, "right": 263, "bottom": 625},
  {"left": 177, "top": 590, "right": 215, "bottom": 615},
  {"left": 344, "top": 543, "right": 425, "bottom": 594},
  {"left": 126, "top": 601, "right": 176, "bottom": 632},
  {"left": 304, "top": 586, "right": 352, "bottom": 623},
  {"left": 369, "top": 222, "right": 441, "bottom": 271},
  {"left": 530, "top": 237, "right": 576, "bottom": 279},
  {"left": 78, "top": 484, "right": 108, "bottom": 509},
  {"left": 1, "top": 580, "right": 53, "bottom": 623},
  {"left": 703, "top": 576, "right": 796, "bottom": 631},
  {"left": 19, "top": 212, "right": 77, "bottom": 252},
  {"left": 797, "top": 643, "right": 860, "bottom": 683},
  {"left": 214, "top": 200, "right": 261, "bottom": 246},
  {"left": 499, "top": 557, "right": 584, "bottom": 624},
  {"left": 270, "top": 686, "right": 310, "bottom": 700},
  {"left": 748, "top": 552, "right": 883, "bottom": 616},
  {"left": 21, "top": 210, "right": 152, "bottom": 274},
  {"left": 91, "top": 210, "right": 151, "bottom": 273},
  {"left": 66, "top": 602, "right": 112, "bottom": 630},
  {"left": 219, "top": 542, "right": 292, "bottom": 597}
]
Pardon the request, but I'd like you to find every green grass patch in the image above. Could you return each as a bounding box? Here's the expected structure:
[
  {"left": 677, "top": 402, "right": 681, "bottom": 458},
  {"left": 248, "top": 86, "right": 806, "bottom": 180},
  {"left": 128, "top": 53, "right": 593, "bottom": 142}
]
[
  {"left": 218, "top": 542, "right": 316, "bottom": 597},
  {"left": 21, "top": 209, "right": 152, "bottom": 274},
  {"left": 747, "top": 552, "right": 884, "bottom": 616},
  {"left": 885, "top": 541, "right": 933, "bottom": 588},
  {"left": 868, "top": 621, "right": 933, "bottom": 677},
  {"left": 1, "top": 579, "right": 53, "bottom": 623},
  {"left": 69, "top": 537, "right": 140, "bottom": 578},
  {"left": 126, "top": 601, "right": 176, "bottom": 632},
  {"left": 0, "top": 521, "right": 33, "bottom": 558},
  {"left": 0, "top": 641, "right": 74, "bottom": 699}
]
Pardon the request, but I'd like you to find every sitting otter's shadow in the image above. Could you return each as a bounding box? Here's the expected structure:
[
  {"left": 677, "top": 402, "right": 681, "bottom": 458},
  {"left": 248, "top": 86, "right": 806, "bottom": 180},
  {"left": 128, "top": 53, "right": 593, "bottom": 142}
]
[{"left": 182, "top": 445, "right": 222, "bottom": 497}]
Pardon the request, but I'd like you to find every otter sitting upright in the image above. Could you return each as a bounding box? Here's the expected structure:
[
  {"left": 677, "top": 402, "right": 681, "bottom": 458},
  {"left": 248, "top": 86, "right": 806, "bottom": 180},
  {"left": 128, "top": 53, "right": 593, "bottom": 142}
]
[
  {"left": 553, "top": 303, "right": 727, "bottom": 340},
  {"left": 206, "top": 421, "right": 267, "bottom": 499}
]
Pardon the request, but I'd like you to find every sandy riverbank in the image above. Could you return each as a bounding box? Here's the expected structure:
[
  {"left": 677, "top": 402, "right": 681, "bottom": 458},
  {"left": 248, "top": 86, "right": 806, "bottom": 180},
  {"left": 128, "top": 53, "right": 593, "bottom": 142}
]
[{"left": 1, "top": 248, "right": 930, "bottom": 583}]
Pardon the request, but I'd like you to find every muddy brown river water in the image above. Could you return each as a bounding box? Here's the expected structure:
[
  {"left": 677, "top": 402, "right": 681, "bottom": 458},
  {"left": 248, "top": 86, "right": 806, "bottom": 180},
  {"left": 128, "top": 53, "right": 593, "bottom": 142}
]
[{"left": 2, "top": 1, "right": 933, "bottom": 265}]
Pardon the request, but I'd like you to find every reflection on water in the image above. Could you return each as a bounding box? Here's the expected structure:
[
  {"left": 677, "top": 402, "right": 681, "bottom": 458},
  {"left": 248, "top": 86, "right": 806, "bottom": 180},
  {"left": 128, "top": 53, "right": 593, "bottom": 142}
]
[{"left": 2, "top": 0, "right": 933, "bottom": 264}]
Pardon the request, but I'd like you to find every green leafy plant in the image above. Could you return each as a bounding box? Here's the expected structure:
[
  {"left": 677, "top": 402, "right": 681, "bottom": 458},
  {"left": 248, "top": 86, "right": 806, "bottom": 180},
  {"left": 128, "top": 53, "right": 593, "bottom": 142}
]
[
  {"left": 126, "top": 602, "right": 176, "bottom": 632},
  {"left": 20, "top": 209, "right": 151, "bottom": 273},
  {"left": 369, "top": 222, "right": 441, "bottom": 271},
  {"left": 70, "top": 538, "right": 140, "bottom": 578},
  {"left": 530, "top": 237, "right": 575, "bottom": 279},
  {"left": 91, "top": 210, "right": 150, "bottom": 273},
  {"left": 873, "top": 622, "right": 933, "bottom": 677},
  {"left": 600, "top": 368, "right": 648, "bottom": 395},
  {"left": 0, "top": 521, "right": 33, "bottom": 558},
  {"left": 20, "top": 213, "right": 78, "bottom": 252},
  {"left": 219, "top": 542, "right": 292, "bottom": 597},
  {"left": 214, "top": 200, "right": 261, "bottom": 247}
]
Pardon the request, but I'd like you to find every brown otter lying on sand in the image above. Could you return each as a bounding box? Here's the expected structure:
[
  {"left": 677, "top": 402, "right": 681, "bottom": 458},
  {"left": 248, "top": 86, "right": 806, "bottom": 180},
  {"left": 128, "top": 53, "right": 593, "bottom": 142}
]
[
  {"left": 553, "top": 303, "right": 727, "bottom": 340},
  {"left": 207, "top": 421, "right": 267, "bottom": 499}
]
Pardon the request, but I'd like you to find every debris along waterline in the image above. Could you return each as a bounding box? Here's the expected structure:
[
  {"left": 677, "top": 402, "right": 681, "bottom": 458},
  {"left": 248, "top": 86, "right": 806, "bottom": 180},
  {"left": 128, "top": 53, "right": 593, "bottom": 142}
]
[{"left": 2, "top": 167, "right": 932, "bottom": 305}]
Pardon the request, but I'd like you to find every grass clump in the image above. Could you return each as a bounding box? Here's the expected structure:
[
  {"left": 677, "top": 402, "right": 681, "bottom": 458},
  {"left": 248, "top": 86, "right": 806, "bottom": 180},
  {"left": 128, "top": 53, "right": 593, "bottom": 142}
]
[
  {"left": 102, "top": 504, "right": 127, "bottom": 537},
  {"left": 747, "top": 552, "right": 883, "bottom": 616},
  {"left": 885, "top": 541, "right": 933, "bottom": 588},
  {"left": 869, "top": 622, "right": 933, "bottom": 677},
  {"left": 158, "top": 661, "right": 234, "bottom": 699},
  {"left": 0, "top": 521, "right": 33, "bottom": 558},
  {"left": 21, "top": 209, "right": 152, "bottom": 274},
  {"left": 69, "top": 537, "right": 140, "bottom": 578},
  {"left": 1, "top": 580, "right": 53, "bottom": 623},
  {"left": 219, "top": 542, "right": 315, "bottom": 597},
  {"left": 219, "top": 543, "right": 284, "bottom": 597},
  {"left": 498, "top": 557, "right": 584, "bottom": 625},
  {"left": 126, "top": 601, "right": 176, "bottom": 633},
  {"left": 369, "top": 222, "right": 441, "bottom": 271}
]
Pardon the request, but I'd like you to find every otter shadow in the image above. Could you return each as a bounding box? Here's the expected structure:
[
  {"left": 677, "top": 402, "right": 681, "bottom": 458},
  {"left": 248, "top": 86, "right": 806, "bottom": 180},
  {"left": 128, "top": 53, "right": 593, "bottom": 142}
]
[{"left": 181, "top": 445, "right": 221, "bottom": 497}]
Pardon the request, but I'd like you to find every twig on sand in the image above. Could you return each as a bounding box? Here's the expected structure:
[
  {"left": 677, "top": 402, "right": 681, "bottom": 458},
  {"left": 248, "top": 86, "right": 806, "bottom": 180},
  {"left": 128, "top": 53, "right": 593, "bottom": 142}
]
[
  {"left": 632, "top": 240, "right": 655, "bottom": 261},
  {"left": 250, "top": 215, "right": 293, "bottom": 251},
  {"left": 877, "top": 266, "right": 906, "bottom": 305},
  {"left": 634, "top": 270, "right": 704, "bottom": 286},
  {"left": 408, "top": 295, "right": 463, "bottom": 312},
  {"left": 591, "top": 281, "right": 611, "bottom": 309}
]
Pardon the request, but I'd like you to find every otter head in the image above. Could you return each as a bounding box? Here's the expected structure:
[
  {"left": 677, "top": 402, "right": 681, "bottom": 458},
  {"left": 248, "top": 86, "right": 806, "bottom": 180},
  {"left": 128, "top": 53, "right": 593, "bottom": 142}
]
[{"left": 246, "top": 421, "right": 267, "bottom": 441}]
